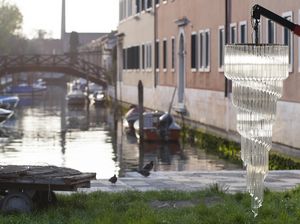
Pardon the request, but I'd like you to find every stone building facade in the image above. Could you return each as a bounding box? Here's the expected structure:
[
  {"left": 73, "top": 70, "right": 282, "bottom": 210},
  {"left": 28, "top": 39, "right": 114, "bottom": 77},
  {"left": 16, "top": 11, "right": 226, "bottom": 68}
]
[{"left": 117, "top": 0, "right": 300, "bottom": 149}]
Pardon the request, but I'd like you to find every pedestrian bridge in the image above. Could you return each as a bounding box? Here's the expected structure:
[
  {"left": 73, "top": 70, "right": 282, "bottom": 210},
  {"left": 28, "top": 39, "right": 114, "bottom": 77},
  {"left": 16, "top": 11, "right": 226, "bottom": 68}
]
[{"left": 0, "top": 54, "right": 108, "bottom": 86}]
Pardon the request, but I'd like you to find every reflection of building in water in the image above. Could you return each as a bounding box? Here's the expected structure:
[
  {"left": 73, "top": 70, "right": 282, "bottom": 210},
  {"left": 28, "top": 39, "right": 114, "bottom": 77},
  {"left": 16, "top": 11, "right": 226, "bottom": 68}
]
[
  {"left": 116, "top": 121, "right": 139, "bottom": 175},
  {"left": 66, "top": 107, "right": 88, "bottom": 130},
  {"left": 90, "top": 106, "right": 107, "bottom": 127},
  {"left": 142, "top": 142, "right": 182, "bottom": 169},
  {"left": 65, "top": 105, "right": 110, "bottom": 131}
]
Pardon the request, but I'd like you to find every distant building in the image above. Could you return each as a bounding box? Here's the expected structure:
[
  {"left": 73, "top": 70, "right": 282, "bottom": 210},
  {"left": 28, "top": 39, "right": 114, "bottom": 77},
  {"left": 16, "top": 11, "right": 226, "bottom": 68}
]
[
  {"left": 79, "top": 31, "right": 118, "bottom": 71},
  {"left": 117, "top": 0, "right": 300, "bottom": 149},
  {"left": 27, "top": 38, "right": 63, "bottom": 54},
  {"left": 61, "top": 0, "right": 107, "bottom": 52}
]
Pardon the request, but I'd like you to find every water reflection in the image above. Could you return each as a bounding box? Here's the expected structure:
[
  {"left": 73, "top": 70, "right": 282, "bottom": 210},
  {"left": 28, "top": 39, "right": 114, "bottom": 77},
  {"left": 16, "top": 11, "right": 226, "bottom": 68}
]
[{"left": 0, "top": 86, "right": 241, "bottom": 179}]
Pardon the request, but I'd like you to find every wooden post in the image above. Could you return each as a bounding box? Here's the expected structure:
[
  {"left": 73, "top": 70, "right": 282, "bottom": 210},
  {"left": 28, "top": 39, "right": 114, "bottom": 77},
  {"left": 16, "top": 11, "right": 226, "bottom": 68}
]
[
  {"left": 85, "top": 76, "right": 90, "bottom": 130},
  {"left": 138, "top": 80, "right": 144, "bottom": 170},
  {"left": 138, "top": 80, "right": 144, "bottom": 141}
]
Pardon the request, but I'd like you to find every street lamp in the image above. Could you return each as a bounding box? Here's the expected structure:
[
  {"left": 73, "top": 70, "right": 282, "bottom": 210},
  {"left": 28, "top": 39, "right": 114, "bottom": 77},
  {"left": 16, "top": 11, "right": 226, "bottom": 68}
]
[{"left": 224, "top": 4, "right": 300, "bottom": 217}]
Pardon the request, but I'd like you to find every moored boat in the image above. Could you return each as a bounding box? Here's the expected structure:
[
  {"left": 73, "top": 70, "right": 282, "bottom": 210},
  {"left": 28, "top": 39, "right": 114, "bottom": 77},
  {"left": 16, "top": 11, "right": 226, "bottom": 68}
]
[
  {"left": 0, "top": 95, "right": 19, "bottom": 109},
  {"left": 123, "top": 105, "right": 141, "bottom": 131},
  {"left": 134, "top": 111, "right": 181, "bottom": 142},
  {"left": 89, "top": 91, "right": 106, "bottom": 106},
  {"left": 66, "top": 89, "right": 86, "bottom": 106},
  {"left": 4, "top": 83, "right": 47, "bottom": 97},
  {"left": 0, "top": 108, "right": 13, "bottom": 124}
]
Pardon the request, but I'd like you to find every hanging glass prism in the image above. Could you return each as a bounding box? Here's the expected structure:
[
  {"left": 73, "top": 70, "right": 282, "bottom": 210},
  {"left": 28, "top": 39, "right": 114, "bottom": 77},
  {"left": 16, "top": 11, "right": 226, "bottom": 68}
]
[{"left": 224, "top": 44, "right": 288, "bottom": 216}]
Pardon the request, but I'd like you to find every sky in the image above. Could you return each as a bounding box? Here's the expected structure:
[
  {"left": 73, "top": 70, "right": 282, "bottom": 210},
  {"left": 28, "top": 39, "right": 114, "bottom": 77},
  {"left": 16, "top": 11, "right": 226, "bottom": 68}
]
[{"left": 8, "top": 0, "right": 119, "bottom": 39}]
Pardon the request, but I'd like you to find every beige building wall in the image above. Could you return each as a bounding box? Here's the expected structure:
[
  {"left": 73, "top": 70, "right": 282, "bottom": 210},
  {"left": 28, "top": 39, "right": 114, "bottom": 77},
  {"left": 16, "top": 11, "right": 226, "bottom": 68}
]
[
  {"left": 118, "top": 12, "right": 155, "bottom": 88},
  {"left": 157, "top": 0, "right": 300, "bottom": 101},
  {"left": 156, "top": 0, "right": 226, "bottom": 91}
]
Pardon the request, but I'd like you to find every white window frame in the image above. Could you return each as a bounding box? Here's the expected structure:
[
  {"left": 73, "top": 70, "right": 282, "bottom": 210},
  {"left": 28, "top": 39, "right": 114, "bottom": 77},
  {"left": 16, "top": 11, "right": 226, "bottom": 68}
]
[
  {"left": 198, "top": 30, "right": 204, "bottom": 72},
  {"left": 145, "top": 0, "right": 152, "bottom": 12},
  {"left": 127, "top": 0, "right": 133, "bottom": 17},
  {"left": 140, "top": 0, "right": 145, "bottom": 14},
  {"left": 171, "top": 36, "right": 175, "bottom": 72},
  {"left": 265, "top": 19, "right": 276, "bottom": 44},
  {"left": 126, "top": 45, "right": 132, "bottom": 72},
  {"left": 198, "top": 29, "right": 210, "bottom": 72},
  {"left": 218, "top": 25, "right": 225, "bottom": 72},
  {"left": 298, "top": 9, "right": 300, "bottom": 72},
  {"left": 163, "top": 38, "right": 167, "bottom": 72},
  {"left": 134, "top": 45, "right": 140, "bottom": 72},
  {"left": 122, "top": 47, "right": 127, "bottom": 71},
  {"left": 191, "top": 31, "right": 198, "bottom": 72},
  {"left": 135, "top": 0, "right": 142, "bottom": 14},
  {"left": 230, "top": 23, "right": 237, "bottom": 44},
  {"left": 124, "top": 0, "right": 128, "bottom": 18},
  {"left": 145, "top": 42, "right": 152, "bottom": 71},
  {"left": 282, "top": 11, "right": 293, "bottom": 73},
  {"left": 252, "top": 19, "right": 263, "bottom": 43},
  {"left": 155, "top": 0, "right": 160, "bottom": 7},
  {"left": 204, "top": 29, "right": 210, "bottom": 72},
  {"left": 155, "top": 39, "right": 160, "bottom": 72},
  {"left": 239, "top": 21, "right": 247, "bottom": 44},
  {"left": 141, "top": 43, "right": 145, "bottom": 70},
  {"left": 119, "top": 0, "right": 124, "bottom": 21}
]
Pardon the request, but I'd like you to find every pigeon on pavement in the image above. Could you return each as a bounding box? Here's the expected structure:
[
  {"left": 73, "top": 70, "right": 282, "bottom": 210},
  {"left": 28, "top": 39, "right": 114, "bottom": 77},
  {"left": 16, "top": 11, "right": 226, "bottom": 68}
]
[
  {"left": 143, "top": 161, "right": 154, "bottom": 172},
  {"left": 109, "top": 174, "right": 117, "bottom": 184},
  {"left": 138, "top": 169, "right": 151, "bottom": 177}
]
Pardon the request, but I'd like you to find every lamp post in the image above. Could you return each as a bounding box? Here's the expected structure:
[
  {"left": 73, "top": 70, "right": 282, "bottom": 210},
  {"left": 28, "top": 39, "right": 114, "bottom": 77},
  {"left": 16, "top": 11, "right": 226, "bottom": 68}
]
[{"left": 224, "top": 4, "right": 300, "bottom": 216}]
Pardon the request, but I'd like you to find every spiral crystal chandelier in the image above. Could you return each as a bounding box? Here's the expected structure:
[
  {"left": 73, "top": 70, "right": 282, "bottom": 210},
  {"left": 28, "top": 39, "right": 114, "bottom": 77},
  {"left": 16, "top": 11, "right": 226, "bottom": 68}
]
[{"left": 224, "top": 44, "right": 288, "bottom": 216}]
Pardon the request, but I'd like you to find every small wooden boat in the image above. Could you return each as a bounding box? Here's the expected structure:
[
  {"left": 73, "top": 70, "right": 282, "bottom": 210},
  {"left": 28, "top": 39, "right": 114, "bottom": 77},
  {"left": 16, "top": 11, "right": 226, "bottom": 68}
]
[
  {"left": 123, "top": 105, "right": 141, "bottom": 131},
  {"left": 134, "top": 111, "right": 181, "bottom": 142}
]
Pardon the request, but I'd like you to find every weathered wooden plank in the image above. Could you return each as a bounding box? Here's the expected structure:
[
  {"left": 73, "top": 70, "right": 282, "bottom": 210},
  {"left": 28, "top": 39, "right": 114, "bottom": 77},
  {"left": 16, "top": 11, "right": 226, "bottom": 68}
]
[
  {"left": 0, "top": 165, "right": 96, "bottom": 191},
  {"left": 0, "top": 183, "right": 78, "bottom": 191},
  {"left": 63, "top": 173, "right": 96, "bottom": 181}
]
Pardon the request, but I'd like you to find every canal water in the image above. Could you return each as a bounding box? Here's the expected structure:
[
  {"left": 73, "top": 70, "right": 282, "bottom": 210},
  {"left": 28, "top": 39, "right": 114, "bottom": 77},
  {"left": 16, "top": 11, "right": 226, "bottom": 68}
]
[{"left": 0, "top": 86, "right": 241, "bottom": 179}]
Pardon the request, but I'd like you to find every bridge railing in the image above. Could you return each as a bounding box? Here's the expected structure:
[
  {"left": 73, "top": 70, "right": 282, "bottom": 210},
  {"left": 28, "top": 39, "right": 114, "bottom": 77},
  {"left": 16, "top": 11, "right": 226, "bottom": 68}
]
[{"left": 0, "top": 54, "right": 107, "bottom": 84}]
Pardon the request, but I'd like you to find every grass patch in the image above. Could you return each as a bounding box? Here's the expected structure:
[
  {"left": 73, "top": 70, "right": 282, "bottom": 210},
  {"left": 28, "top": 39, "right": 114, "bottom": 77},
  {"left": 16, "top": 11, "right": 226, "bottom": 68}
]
[{"left": 1, "top": 188, "right": 300, "bottom": 223}]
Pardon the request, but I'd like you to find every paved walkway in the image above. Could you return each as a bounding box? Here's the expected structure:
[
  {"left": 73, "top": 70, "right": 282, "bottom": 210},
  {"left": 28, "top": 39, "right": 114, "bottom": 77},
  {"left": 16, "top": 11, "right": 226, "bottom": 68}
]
[{"left": 79, "top": 170, "right": 300, "bottom": 194}]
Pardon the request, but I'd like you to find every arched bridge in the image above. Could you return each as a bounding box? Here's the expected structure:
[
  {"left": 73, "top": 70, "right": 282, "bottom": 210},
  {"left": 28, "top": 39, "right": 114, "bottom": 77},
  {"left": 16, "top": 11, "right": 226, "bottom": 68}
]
[{"left": 0, "top": 54, "right": 108, "bottom": 86}]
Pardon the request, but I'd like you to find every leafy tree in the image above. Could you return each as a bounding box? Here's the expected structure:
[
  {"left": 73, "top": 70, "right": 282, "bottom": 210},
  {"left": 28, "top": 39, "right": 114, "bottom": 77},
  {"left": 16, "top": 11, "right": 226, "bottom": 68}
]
[
  {"left": 0, "top": 0, "right": 24, "bottom": 54},
  {"left": 0, "top": 0, "right": 22, "bottom": 34}
]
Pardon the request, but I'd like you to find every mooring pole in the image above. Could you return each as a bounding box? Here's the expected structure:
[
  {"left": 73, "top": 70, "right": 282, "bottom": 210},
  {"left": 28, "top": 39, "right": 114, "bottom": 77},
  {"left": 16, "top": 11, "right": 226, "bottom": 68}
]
[
  {"left": 138, "top": 80, "right": 144, "bottom": 170},
  {"left": 138, "top": 80, "right": 144, "bottom": 141}
]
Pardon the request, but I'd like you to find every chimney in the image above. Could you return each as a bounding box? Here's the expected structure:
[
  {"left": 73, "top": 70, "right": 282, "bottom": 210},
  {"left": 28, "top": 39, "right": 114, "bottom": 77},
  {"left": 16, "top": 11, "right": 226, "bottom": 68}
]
[{"left": 60, "top": 0, "right": 66, "bottom": 52}]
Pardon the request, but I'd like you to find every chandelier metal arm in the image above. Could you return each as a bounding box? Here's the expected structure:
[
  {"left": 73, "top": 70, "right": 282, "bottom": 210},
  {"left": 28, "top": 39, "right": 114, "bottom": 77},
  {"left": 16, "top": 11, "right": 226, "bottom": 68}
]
[{"left": 252, "top": 4, "right": 300, "bottom": 37}]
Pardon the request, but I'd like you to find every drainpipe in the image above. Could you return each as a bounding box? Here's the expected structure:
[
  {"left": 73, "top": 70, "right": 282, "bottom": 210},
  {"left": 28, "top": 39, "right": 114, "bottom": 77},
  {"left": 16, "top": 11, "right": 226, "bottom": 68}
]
[
  {"left": 224, "top": 0, "right": 231, "bottom": 97},
  {"left": 116, "top": 33, "right": 124, "bottom": 104},
  {"left": 224, "top": 0, "right": 231, "bottom": 132},
  {"left": 154, "top": 1, "right": 157, "bottom": 88}
]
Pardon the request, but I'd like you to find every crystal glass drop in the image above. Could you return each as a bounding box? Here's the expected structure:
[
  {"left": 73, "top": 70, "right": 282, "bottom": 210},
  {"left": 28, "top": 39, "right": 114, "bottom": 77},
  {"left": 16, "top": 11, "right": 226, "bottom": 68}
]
[{"left": 224, "top": 44, "right": 288, "bottom": 216}]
